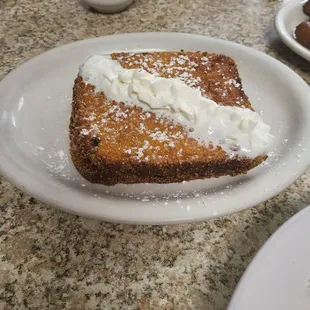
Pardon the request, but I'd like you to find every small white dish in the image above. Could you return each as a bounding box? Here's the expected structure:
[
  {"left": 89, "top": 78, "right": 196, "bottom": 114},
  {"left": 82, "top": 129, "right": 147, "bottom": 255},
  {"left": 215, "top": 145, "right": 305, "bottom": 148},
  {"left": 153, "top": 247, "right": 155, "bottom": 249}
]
[
  {"left": 82, "top": 0, "right": 133, "bottom": 13},
  {"left": 0, "top": 32, "right": 310, "bottom": 224},
  {"left": 228, "top": 204, "right": 310, "bottom": 310},
  {"left": 275, "top": 0, "right": 310, "bottom": 61}
]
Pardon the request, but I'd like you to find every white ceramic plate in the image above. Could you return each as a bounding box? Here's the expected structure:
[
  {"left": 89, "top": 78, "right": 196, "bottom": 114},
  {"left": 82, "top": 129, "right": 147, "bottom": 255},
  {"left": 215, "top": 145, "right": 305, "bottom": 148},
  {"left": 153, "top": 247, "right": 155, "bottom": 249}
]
[
  {"left": 1, "top": 32, "right": 310, "bottom": 224},
  {"left": 275, "top": 0, "right": 310, "bottom": 61},
  {"left": 228, "top": 204, "right": 310, "bottom": 310}
]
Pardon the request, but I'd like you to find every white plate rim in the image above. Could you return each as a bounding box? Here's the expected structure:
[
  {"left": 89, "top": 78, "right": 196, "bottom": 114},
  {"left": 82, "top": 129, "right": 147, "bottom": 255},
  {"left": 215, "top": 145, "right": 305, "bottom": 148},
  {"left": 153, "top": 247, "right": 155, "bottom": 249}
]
[
  {"left": 275, "top": 0, "right": 310, "bottom": 62},
  {"left": 1, "top": 32, "right": 310, "bottom": 224},
  {"left": 227, "top": 204, "right": 310, "bottom": 309}
]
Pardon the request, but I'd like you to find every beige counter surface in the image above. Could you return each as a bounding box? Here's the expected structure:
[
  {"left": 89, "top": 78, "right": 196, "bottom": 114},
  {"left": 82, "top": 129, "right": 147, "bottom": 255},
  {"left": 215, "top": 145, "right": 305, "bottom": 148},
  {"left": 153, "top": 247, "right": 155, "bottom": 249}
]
[{"left": 0, "top": 0, "right": 310, "bottom": 309}]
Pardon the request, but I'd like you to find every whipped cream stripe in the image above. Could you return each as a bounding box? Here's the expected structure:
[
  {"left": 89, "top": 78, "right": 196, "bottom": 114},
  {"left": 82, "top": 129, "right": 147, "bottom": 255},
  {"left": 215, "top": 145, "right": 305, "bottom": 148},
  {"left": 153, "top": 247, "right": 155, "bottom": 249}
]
[{"left": 79, "top": 55, "right": 273, "bottom": 158}]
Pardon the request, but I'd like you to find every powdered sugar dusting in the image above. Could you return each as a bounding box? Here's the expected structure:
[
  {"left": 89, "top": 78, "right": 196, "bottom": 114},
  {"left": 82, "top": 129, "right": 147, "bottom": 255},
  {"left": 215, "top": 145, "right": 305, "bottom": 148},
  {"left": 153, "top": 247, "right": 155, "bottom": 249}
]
[
  {"left": 136, "top": 140, "right": 150, "bottom": 160},
  {"left": 150, "top": 130, "right": 169, "bottom": 142},
  {"left": 116, "top": 52, "right": 205, "bottom": 94},
  {"left": 226, "top": 78, "right": 241, "bottom": 88}
]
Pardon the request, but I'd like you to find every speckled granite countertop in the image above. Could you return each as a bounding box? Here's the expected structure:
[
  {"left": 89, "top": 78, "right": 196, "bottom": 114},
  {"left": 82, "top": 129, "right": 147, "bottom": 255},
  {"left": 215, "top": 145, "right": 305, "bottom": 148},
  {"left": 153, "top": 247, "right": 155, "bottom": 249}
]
[{"left": 0, "top": 0, "right": 310, "bottom": 309}]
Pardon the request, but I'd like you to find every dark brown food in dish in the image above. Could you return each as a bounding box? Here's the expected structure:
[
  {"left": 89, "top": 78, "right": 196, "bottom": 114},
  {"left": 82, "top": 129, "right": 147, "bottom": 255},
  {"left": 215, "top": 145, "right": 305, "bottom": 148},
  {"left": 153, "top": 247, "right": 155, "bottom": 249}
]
[
  {"left": 303, "top": 0, "right": 310, "bottom": 16},
  {"left": 295, "top": 21, "right": 310, "bottom": 49}
]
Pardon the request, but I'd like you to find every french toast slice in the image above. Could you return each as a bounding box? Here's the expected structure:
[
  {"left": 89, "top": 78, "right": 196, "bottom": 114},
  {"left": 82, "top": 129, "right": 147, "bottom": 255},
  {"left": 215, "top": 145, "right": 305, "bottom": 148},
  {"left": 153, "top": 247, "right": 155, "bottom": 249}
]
[{"left": 70, "top": 52, "right": 267, "bottom": 185}]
